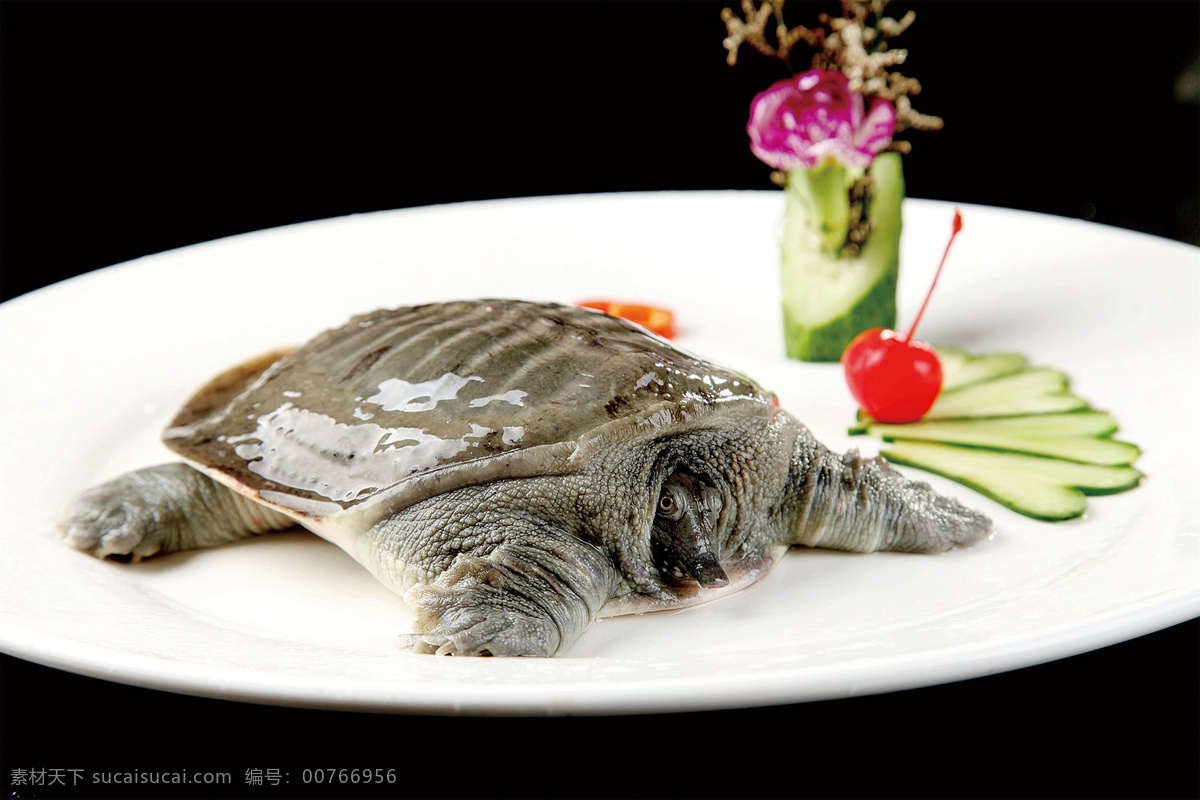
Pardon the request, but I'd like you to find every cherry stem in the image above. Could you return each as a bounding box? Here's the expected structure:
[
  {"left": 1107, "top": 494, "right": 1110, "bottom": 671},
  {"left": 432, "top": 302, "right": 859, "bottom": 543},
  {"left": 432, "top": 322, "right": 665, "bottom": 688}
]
[{"left": 904, "top": 208, "right": 963, "bottom": 342}]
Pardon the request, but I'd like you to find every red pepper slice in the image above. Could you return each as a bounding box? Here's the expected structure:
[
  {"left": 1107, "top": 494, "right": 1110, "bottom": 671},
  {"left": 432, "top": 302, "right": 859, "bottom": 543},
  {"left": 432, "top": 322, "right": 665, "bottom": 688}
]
[{"left": 577, "top": 300, "right": 677, "bottom": 339}]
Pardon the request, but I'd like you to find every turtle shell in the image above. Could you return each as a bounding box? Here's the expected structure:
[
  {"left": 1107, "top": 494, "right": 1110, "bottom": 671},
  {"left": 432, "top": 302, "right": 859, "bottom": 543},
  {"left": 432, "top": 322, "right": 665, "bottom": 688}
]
[{"left": 163, "top": 299, "right": 773, "bottom": 527}]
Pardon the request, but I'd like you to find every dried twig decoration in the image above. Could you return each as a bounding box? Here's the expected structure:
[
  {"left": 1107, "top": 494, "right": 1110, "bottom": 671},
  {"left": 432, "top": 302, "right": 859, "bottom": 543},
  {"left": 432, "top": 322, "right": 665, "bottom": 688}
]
[
  {"left": 722, "top": 0, "right": 942, "bottom": 146},
  {"left": 721, "top": 0, "right": 823, "bottom": 67}
]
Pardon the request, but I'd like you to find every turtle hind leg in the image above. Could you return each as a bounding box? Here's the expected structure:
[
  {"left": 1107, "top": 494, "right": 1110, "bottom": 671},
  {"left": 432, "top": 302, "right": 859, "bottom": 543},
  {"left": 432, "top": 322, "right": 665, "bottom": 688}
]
[{"left": 60, "top": 463, "right": 296, "bottom": 562}]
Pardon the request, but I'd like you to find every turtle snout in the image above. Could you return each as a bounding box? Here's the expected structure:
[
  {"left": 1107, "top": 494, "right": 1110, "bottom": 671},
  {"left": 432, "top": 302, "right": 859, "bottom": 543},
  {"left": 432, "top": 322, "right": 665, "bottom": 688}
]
[{"left": 650, "top": 475, "right": 729, "bottom": 588}]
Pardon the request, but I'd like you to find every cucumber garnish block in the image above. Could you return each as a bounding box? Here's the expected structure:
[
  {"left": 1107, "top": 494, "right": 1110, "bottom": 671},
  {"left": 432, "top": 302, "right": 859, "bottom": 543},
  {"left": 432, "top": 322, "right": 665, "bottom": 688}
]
[{"left": 781, "top": 152, "right": 903, "bottom": 362}]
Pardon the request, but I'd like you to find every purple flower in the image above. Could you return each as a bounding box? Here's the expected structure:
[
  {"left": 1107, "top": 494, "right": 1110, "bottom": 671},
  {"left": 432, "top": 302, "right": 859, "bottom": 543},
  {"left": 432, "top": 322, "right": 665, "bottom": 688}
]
[{"left": 747, "top": 69, "right": 896, "bottom": 171}]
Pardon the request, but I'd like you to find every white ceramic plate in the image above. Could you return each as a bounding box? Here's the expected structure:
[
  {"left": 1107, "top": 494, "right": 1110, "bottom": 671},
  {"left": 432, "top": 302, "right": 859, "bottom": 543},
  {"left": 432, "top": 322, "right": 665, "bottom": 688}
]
[{"left": 1, "top": 193, "right": 1197, "bottom": 715}]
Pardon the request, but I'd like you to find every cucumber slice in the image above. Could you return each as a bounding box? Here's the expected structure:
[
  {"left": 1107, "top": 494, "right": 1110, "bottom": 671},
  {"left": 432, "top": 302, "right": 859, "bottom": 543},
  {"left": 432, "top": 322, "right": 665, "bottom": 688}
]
[
  {"left": 880, "top": 441, "right": 1145, "bottom": 521},
  {"left": 927, "top": 367, "right": 1089, "bottom": 419},
  {"left": 936, "top": 347, "right": 1029, "bottom": 392},
  {"left": 915, "top": 410, "right": 1119, "bottom": 437},
  {"left": 781, "top": 152, "right": 903, "bottom": 362},
  {"left": 860, "top": 414, "right": 1140, "bottom": 466}
]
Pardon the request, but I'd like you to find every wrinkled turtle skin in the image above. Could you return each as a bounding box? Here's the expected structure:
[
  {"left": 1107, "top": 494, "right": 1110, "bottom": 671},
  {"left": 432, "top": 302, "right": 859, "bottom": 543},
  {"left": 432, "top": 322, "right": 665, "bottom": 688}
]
[{"left": 61, "top": 300, "right": 992, "bottom": 656}]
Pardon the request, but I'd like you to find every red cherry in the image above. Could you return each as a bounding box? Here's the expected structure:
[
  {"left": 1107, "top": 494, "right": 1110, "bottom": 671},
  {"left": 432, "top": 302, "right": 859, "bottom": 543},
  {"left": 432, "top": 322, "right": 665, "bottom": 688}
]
[
  {"left": 841, "top": 209, "right": 963, "bottom": 423},
  {"left": 843, "top": 328, "right": 943, "bottom": 423}
]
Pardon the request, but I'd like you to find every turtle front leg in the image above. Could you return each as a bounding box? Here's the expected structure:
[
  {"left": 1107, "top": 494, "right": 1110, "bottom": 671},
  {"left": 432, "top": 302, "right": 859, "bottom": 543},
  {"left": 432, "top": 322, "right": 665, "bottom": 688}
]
[
  {"left": 361, "top": 498, "right": 617, "bottom": 657},
  {"left": 60, "top": 463, "right": 295, "bottom": 561},
  {"left": 401, "top": 535, "right": 617, "bottom": 657}
]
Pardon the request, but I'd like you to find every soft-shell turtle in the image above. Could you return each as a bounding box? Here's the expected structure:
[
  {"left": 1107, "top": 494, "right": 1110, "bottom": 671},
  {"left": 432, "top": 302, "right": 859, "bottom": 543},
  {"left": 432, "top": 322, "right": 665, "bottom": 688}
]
[{"left": 61, "top": 299, "right": 992, "bottom": 656}]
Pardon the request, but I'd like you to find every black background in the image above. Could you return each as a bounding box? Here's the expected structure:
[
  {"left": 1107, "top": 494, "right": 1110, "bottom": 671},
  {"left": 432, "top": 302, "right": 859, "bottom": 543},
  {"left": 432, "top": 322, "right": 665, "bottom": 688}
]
[{"left": 2, "top": 2, "right": 1197, "bottom": 799}]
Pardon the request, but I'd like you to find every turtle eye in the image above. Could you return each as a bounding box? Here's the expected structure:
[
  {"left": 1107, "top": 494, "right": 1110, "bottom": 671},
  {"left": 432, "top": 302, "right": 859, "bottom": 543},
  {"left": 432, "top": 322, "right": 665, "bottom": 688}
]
[{"left": 657, "top": 489, "right": 679, "bottom": 517}]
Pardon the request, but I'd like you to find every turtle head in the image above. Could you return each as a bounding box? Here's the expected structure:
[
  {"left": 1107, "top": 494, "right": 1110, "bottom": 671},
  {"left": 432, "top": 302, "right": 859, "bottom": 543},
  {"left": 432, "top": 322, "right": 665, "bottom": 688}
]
[{"left": 649, "top": 469, "right": 728, "bottom": 588}]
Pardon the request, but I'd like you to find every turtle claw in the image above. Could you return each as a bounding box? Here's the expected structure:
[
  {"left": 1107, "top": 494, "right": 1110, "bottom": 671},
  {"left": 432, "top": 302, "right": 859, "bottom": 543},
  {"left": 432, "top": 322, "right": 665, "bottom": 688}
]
[{"left": 393, "top": 633, "right": 438, "bottom": 655}]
